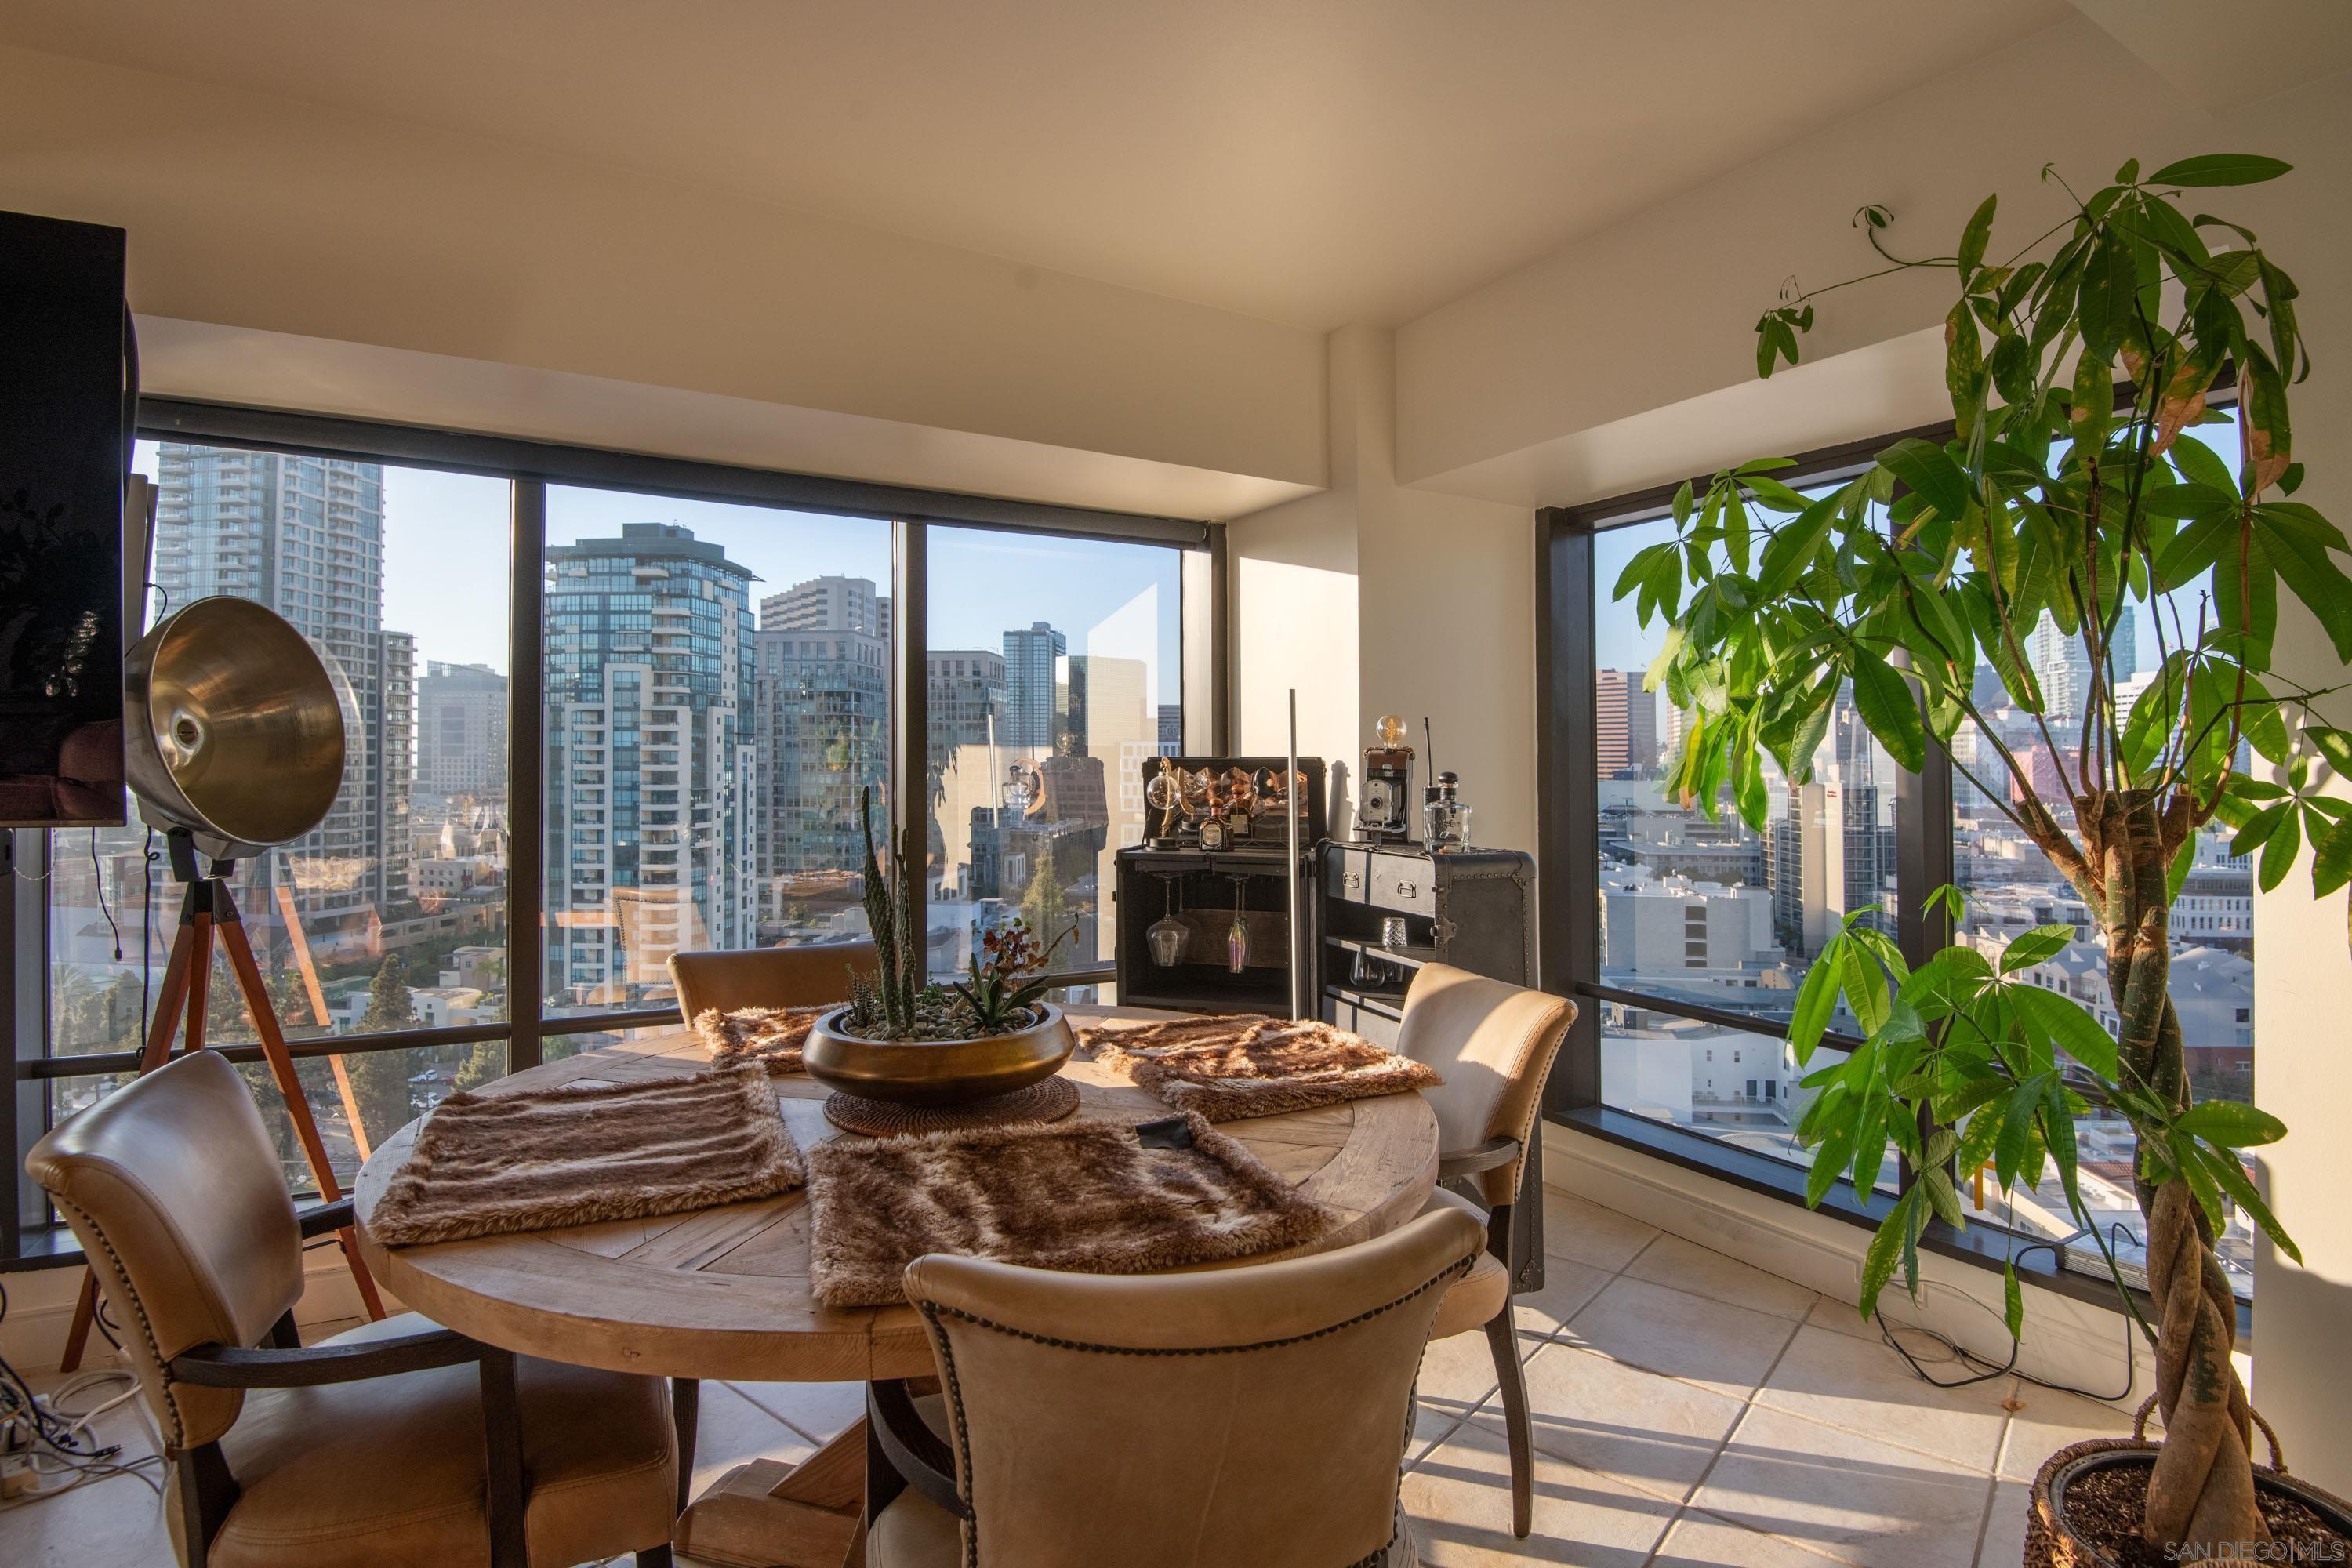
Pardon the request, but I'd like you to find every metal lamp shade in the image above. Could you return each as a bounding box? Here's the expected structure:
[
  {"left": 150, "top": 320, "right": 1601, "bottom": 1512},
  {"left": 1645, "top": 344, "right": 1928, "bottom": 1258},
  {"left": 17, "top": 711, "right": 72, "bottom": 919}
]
[{"left": 123, "top": 596, "right": 346, "bottom": 860}]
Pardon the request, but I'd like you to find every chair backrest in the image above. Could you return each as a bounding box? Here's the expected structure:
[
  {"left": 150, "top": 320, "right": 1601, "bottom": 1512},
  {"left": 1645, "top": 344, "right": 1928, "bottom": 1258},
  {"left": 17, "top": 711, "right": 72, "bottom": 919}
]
[
  {"left": 667, "top": 940, "right": 879, "bottom": 1026},
  {"left": 1396, "top": 962, "right": 1577, "bottom": 1207},
  {"left": 24, "top": 1049, "right": 303, "bottom": 1450},
  {"left": 903, "top": 1203, "right": 1483, "bottom": 1568}
]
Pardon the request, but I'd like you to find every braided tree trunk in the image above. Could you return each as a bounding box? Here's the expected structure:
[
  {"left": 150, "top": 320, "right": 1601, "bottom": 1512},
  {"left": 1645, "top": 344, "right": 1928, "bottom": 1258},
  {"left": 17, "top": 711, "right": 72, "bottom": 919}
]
[{"left": 2074, "top": 790, "right": 2263, "bottom": 1557}]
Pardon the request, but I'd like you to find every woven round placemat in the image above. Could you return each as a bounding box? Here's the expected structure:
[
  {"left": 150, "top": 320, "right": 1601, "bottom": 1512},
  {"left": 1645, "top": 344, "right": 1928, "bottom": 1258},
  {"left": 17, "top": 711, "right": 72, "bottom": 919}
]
[{"left": 822, "top": 1074, "right": 1081, "bottom": 1138}]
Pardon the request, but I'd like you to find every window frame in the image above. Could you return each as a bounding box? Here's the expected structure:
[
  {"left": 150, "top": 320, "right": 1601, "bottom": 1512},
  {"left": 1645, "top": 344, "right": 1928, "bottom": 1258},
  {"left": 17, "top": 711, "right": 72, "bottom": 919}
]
[{"left": 2, "top": 398, "right": 1219, "bottom": 1267}]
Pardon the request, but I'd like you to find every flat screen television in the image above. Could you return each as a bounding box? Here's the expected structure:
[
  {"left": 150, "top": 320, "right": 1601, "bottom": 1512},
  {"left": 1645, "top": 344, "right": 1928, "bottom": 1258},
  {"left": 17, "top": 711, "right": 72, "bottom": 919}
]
[{"left": 0, "top": 209, "right": 130, "bottom": 828}]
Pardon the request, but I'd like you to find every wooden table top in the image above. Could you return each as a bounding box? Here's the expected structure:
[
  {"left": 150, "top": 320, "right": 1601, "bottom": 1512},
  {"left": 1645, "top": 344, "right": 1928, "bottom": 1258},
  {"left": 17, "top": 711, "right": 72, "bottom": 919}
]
[{"left": 351, "top": 1007, "right": 1440, "bottom": 1384}]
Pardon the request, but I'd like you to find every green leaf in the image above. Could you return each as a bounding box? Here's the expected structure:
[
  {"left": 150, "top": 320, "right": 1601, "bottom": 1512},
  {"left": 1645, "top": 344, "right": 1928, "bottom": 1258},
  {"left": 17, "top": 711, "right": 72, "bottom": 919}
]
[
  {"left": 1947, "top": 298, "right": 1987, "bottom": 437},
  {"left": 1958, "top": 194, "right": 1998, "bottom": 280},
  {"left": 2011, "top": 985, "right": 2118, "bottom": 1080},
  {"left": 1841, "top": 937, "right": 1891, "bottom": 1037},
  {"left": 2312, "top": 816, "right": 2352, "bottom": 898},
  {"left": 2259, "top": 800, "right": 2302, "bottom": 892},
  {"left": 1788, "top": 938, "right": 1842, "bottom": 1065},
  {"left": 2175, "top": 1100, "right": 2288, "bottom": 1148},
  {"left": 2140, "top": 483, "right": 2238, "bottom": 521},
  {"left": 1923, "top": 1167, "right": 1965, "bottom": 1229},
  {"left": 2194, "top": 1145, "right": 2301, "bottom": 1265},
  {"left": 1847, "top": 645, "right": 1926, "bottom": 773},
  {"left": 2172, "top": 434, "right": 2236, "bottom": 495},
  {"left": 1858, "top": 1187, "right": 1922, "bottom": 1319},
  {"left": 2147, "top": 154, "right": 2293, "bottom": 187},
  {"left": 1878, "top": 438, "right": 1971, "bottom": 524},
  {"left": 1994, "top": 1075, "right": 2045, "bottom": 1190},
  {"left": 1759, "top": 493, "right": 1839, "bottom": 599},
  {"left": 2000, "top": 924, "right": 2075, "bottom": 974},
  {"left": 2002, "top": 1256, "right": 2025, "bottom": 1340},
  {"left": 2232, "top": 800, "right": 2290, "bottom": 859}
]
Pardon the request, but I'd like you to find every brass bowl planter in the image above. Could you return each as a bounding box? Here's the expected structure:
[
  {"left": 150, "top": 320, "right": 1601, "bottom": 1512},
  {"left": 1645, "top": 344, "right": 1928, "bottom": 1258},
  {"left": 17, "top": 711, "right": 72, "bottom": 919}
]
[{"left": 801, "top": 1002, "right": 1075, "bottom": 1109}]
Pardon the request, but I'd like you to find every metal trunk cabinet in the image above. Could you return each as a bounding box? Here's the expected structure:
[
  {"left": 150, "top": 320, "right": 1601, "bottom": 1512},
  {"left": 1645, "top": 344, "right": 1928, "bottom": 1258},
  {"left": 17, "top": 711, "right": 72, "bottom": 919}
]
[{"left": 1318, "top": 841, "right": 1544, "bottom": 1293}]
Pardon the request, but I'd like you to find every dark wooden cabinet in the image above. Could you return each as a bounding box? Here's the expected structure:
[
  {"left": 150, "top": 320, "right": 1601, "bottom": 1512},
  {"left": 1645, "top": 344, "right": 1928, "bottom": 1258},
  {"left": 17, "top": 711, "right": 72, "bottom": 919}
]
[
  {"left": 1318, "top": 844, "right": 1534, "bottom": 1047},
  {"left": 1111, "top": 846, "right": 1314, "bottom": 1015}
]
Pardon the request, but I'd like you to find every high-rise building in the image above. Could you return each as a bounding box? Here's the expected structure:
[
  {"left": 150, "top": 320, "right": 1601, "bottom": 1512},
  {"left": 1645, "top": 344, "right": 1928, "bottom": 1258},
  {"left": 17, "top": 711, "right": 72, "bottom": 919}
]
[
  {"left": 2029, "top": 608, "right": 2136, "bottom": 723},
  {"left": 754, "top": 579, "right": 889, "bottom": 884},
  {"left": 417, "top": 661, "right": 509, "bottom": 803},
  {"left": 760, "top": 575, "right": 887, "bottom": 638},
  {"left": 543, "top": 523, "right": 757, "bottom": 1000},
  {"left": 928, "top": 650, "right": 1008, "bottom": 750},
  {"left": 1003, "top": 622, "right": 1066, "bottom": 752},
  {"left": 1158, "top": 704, "right": 1183, "bottom": 751},
  {"left": 151, "top": 445, "right": 412, "bottom": 930},
  {"left": 1595, "top": 669, "right": 1659, "bottom": 778}
]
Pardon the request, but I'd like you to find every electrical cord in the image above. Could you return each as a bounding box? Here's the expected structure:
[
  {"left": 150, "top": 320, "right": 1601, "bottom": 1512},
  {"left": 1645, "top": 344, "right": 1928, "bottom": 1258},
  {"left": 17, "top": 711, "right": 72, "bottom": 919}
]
[
  {"left": 1876, "top": 1226, "right": 2140, "bottom": 1405},
  {"left": 0, "top": 1279, "right": 165, "bottom": 1507},
  {"left": 92, "top": 829, "right": 122, "bottom": 961}
]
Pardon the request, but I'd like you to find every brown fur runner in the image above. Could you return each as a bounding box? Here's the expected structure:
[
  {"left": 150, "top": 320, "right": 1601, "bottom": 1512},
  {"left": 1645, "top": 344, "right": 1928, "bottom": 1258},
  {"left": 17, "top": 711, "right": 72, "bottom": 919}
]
[
  {"left": 1083, "top": 1014, "right": 1442, "bottom": 1121},
  {"left": 694, "top": 1004, "right": 831, "bottom": 1072},
  {"left": 804, "top": 1110, "right": 1333, "bottom": 1306},
  {"left": 368, "top": 1065, "right": 804, "bottom": 1247}
]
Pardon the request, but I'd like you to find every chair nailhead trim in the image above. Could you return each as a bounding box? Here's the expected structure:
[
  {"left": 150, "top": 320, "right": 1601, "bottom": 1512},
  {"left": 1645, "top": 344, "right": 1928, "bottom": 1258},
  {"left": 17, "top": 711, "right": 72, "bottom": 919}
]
[
  {"left": 53, "top": 1197, "right": 187, "bottom": 1450},
  {"left": 912, "top": 1253, "right": 1475, "bottom": 1568}
]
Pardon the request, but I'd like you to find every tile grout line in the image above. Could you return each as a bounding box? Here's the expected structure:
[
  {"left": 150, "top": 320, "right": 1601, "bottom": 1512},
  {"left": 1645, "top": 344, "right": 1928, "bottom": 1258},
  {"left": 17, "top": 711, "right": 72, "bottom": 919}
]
[{"left": 1635, "top": 1303, "right": 1809, "bottom": 1568}]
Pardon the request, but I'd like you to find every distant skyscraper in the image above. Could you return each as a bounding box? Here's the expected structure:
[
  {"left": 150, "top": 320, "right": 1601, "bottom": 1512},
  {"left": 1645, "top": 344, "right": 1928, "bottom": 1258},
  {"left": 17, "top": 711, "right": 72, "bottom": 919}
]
[
  {"left": 754, "top": 578, "right": 888, "bottom": 883},
  {"left": 1157, "top": 704, "right": 1183, "bottom": 751},
  {"left": 151, "top": 445, "right": 412, "bottom": 927},
  {"left": 1595, "top": 670, "right": 1659, "bottom": 778},
  {"left": 928, "top": 650, "right": 1008, "bottom": 750},
  {"left": 543, "top": 523, "right": 757, "bottom": 1000},
  {"left": 2029, "top": 608, "right": 2136, "bottom": 723},
  {"left": 1003, "top": 622, "right": 1066, "bottom": 752},
  {"left": 418, "top": 662, "right": 508, "bottom": 802},
  {"left": 761, "top": 575, "right": 887, "bottom": 638}
]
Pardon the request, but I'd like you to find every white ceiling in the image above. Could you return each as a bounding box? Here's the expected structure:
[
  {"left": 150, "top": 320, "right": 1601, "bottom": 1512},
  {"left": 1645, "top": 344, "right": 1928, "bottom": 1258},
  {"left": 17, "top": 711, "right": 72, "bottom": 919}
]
[{"left": 0, "top": 0, "right": 2072, "bottom": 329}]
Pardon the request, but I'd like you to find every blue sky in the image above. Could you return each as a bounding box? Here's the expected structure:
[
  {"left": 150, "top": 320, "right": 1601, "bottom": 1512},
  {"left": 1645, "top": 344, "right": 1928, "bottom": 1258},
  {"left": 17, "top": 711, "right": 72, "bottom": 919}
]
[{"left": 136, "top": 445, "right": 1184, "bottom": 704}]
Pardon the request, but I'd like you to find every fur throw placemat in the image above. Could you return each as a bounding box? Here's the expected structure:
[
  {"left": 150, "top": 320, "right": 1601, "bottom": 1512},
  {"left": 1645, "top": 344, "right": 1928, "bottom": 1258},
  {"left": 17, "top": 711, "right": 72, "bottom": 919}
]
[
  {"left": 1082, "top": 1014, "right": 1443, "bottom": 1121},
  {"left": 804, "top": 1110, "right": 1333, "bottom": 1307},
  {"left": 694, "top": 1004, "right": 831, "bottom": 1073},
  {"left": 368, "top": 1065, "right": 804, "bottom": 1247}
]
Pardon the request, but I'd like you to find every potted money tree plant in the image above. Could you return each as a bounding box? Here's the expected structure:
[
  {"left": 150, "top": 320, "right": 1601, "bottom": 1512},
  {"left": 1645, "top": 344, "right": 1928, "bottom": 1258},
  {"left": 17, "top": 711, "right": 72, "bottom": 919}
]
[{"left": 1622, "top": 153, "right": 2350, "bottom": 1563}]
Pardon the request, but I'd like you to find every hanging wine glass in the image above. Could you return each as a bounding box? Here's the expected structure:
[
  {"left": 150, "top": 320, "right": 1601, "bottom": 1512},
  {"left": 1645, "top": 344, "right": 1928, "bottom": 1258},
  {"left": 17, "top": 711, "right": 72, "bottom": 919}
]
[
  {"left": 1227, "top": 877, "right": 1251, "bottom": 974},
  {"left": 1146, "top": 875, "right": 1189, "bottom": 967}
]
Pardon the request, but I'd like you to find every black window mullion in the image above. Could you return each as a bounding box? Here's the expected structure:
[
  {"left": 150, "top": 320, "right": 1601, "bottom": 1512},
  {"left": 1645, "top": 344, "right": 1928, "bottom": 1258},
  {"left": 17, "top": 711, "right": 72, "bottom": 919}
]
[
  {"left": 892, "top": 519, "right": 929, "bottom": 960},
  {"left": 1539, "top": 506, "right": 1599, "bottom": 1114},
  {"left": 510, "top": 479, "right": 546, "bottom": 1073}
]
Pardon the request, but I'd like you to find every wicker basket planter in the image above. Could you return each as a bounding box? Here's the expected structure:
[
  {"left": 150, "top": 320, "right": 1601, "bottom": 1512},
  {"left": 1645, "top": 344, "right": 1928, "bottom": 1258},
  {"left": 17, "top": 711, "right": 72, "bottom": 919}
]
[{"left": 2027, "top": 1397, "right": 2351, "bottom": 1567}]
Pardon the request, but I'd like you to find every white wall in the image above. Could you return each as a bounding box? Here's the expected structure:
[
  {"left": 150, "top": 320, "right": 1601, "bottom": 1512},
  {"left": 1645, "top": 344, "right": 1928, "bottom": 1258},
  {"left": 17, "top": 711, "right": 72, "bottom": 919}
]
[{"left": 1229, "top": 326, "right": 1536, "bottom": 856}]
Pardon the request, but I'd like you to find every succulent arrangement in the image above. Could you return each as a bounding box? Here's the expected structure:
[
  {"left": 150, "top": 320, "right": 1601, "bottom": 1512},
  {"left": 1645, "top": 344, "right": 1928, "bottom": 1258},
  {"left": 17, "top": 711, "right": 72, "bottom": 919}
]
[{"left": 840, "top": 787, "right": 1076, "bottom": 1041}]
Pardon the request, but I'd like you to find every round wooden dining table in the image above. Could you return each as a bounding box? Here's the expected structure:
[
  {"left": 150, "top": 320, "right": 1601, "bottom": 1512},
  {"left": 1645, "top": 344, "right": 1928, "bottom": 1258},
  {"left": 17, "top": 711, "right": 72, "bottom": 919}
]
[
  {"left": 354, "top": 1004, "right": 1438, "bottom": 1383},
  {"left": 351, "top": 1004, "right": 1440, "bottom": 1563}
]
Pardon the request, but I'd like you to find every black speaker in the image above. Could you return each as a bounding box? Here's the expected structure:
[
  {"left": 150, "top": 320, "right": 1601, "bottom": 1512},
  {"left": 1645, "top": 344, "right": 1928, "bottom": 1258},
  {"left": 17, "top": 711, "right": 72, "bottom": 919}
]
[{"left": 0, "top": 209, "right": 132, "bottom": 828}]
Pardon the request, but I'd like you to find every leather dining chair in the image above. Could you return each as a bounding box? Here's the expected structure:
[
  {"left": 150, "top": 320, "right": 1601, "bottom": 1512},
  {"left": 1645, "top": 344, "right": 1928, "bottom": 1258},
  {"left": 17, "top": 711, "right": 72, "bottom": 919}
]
[
  {"left": 24, "top": 1048, "right": 681, "bottom": 1568},
  {"left": 666, "top": 938, "right": 878, "bottom": 1027},
  {"left": 1396, "top": 960, "right": 1578, "bottom": 1538},
  {"left": 862, "top": 1200, "right": 1488, "bottom": 1567}
]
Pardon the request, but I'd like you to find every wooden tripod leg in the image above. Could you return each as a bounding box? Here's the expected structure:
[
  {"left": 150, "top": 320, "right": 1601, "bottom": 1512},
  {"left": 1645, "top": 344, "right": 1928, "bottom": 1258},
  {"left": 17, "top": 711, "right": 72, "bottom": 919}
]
[
  {"left": 217, "top": 913, "right": 387, "bottom": 1320},
  {"left": 185, "top": 915, "right": 214, "bottom": 1054},
  {"left": 56, "top": 1273, "right": 101, "bottom": 1375},
  {"left": 275, "top": 884, "right": 370, "bottom": 1161}
]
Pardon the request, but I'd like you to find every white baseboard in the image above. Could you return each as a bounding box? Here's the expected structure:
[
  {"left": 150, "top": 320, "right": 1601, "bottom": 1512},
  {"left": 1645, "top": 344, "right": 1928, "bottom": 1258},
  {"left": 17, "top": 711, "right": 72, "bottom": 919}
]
[
  {"left": 1, "top": 1254, "right": 406, "bottom": 1377},
  {"left": 1543, "top": 1118, "right": 2169, "bottom": 1412}
]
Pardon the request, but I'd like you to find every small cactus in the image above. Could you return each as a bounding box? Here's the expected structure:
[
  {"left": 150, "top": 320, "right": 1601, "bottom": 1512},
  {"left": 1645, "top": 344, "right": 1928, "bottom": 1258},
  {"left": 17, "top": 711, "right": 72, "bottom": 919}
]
[{"left": 855, "top": 786, "right": 924, "bottom": 1036}]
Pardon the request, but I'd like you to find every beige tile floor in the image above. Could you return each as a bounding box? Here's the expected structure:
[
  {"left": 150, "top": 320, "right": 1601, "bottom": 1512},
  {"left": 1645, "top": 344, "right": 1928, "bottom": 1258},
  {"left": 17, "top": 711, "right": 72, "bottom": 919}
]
[{"left": 0, "top": 1181, "right": 2133, "bottom": 1567}]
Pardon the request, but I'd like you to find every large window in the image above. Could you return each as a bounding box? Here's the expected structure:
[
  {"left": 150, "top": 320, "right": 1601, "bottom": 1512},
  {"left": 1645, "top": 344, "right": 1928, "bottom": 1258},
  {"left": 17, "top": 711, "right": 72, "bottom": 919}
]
[
  {"left": 923, "top": 528, "right": 1184, "bottom": 986},
  {"left": 1544, "top": 412, "right": 2262, "bottom": 1300},
  {"left": 541, "top": 488, "right": 893, "bottom": 1029},
  {"left": 45, "top": 445, "right": 510, "bottom": 1192},
  {"left": 4, "top": 408, "right": 1207, "bottom": 1263}
]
